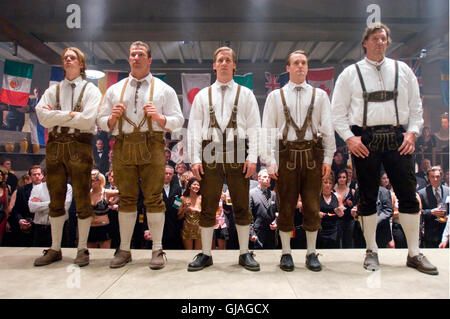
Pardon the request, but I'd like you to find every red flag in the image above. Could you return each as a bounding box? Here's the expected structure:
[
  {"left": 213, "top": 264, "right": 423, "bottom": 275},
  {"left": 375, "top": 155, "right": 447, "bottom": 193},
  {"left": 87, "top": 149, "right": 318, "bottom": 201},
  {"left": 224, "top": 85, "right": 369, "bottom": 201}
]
[{"left": 307, "top": 67, "right": 334, "bottom": 97}]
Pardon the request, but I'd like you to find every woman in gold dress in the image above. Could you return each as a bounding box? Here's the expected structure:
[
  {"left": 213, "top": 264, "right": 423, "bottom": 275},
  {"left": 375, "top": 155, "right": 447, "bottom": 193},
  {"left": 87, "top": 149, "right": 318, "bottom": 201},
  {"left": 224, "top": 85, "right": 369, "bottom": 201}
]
[{"left": 178, "top": 177, "right": 202, "bottom": 249}]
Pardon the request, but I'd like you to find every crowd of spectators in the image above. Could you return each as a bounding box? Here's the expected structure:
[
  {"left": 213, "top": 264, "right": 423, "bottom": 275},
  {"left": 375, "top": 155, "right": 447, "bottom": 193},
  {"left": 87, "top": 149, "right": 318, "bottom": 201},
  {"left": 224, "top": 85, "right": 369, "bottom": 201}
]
[{"left": 0, "top": 124, "right": 448, "bottom": 251}]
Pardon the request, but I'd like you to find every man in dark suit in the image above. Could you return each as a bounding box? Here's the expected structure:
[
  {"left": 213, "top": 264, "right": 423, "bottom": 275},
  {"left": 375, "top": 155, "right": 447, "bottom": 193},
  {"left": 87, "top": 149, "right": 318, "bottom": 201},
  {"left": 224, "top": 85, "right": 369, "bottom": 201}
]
[
  {"left": 418, "top": 166, "right": 449, "bottom": 248},
  {"left": 8, "top": 165, "right": 44, "bottom": 246},
  {"left": 93, "top": 138, "right": 110, "bottom": 176},
  {"left": 151, "top": 165, "right": 183, "bottom": 249},
  {"left": 249, "top": 169, "right": 278, "bottom": 249},
  {"left": 416, "top": 158, "right": 431, "bottom": 190},
  {"left": 376, "top": 186, "right": 394, "bottom": 248}
]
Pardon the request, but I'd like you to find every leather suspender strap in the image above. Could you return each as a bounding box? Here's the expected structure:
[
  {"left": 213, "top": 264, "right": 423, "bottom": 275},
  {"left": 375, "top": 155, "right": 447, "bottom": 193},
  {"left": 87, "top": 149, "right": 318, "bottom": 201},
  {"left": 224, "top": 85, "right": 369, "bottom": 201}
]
[
  {"left": 118, "top": 77, "right": 155, "bottom": 134},
  {"left": 297, "top": 88, "right": 316, "bottom": 141},
  {"left": 52, "top": 84, "right": 61, "bottom": 134},
  {"left": 208, "top": 85, "right": 242, "bottom": 132},
  {"left": 53, "top": 82, "right": 87, "bottom": 134},
  {"left": 227, "top": 85, "right": 240, "bottom": 130},
  {"left": 393, "top": 61, "right": 400, "bottom": 127},
  {"left": 208, "top": 85, "right": 213, "bottom": 107},
  {"left": 146, "top": 76, "right": 155, "bottom": 133},
  {"left": 355, "top": 61, "right": 400, "bottom": 129},
  {"left": 55, "top": 84, "right": 61, "bottom": 109},
  {"left": 354, "top": 63, "right": 369, "bottom": 129},
  {"left": 279, "top": 87, "right": 303, "bottom": 141},
  {"left": 208, "top": 86, "right": 218, "bottom": 129},
  {"left": 73, "top": 82, "right": 89, "bottom": 112},
  {"left": 118, "top": 78, "right": 129, "bottom": 135}
]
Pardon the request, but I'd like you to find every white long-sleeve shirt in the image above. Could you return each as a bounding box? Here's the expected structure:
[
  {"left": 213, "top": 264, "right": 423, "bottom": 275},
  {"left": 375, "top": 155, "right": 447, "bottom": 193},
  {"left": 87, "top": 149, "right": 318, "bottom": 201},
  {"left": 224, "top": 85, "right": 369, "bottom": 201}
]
[
  {"left": 36, "top": 76, "right": 102, "bottom": 134},
  {"left": 28, "top": 182, "right": 72, "bottom": 225},
  {"left": 187, "top": 80, "right": 261, "bottom": 164},
  {"left": 261, "top": 81, "right": 336, "bottom": 165},
  {"left": 97, "top": 73, "right": 184, "bottom": 134},
  {"left": 331, "top": 57, "right": 423, "bottom": 142}
]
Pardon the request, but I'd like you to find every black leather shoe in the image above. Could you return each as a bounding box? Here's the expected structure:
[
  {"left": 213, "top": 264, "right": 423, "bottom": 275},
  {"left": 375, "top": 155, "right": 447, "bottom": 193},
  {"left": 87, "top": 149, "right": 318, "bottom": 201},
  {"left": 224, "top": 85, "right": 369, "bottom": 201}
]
[
  {"left": 187, "top": 253, "right": 213, "bottom": 271},
  {"left": 280, "top": 254, "right": 294, "bottom": 272},
  {"left": 239, "top": 252, "right": 260, "bottom": 271},
  {"left": 305, "top": 253, "right": 322, "bottom": 272}
]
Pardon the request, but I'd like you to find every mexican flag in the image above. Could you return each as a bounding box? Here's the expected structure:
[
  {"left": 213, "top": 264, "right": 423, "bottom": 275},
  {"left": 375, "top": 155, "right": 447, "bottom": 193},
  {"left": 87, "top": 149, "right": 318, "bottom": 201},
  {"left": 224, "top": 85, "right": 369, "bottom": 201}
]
[{"left": 0, "top": 60, "right": 34, "bottom": 106}]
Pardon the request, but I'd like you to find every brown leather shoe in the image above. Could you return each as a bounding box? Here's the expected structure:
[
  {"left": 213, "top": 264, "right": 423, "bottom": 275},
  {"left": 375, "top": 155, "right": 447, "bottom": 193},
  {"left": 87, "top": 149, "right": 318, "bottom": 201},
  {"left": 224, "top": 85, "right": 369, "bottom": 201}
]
[
  {"left": 34, "top": 249, "right": 62, "bottom": 266},
  {"left": 74, "top": 249, "right": 89, "bottom": 267},
  {"left": 110, "top": 249, "right": 132, "bottom": 269},
  {"left": 407, "top": 253, "right": 439, "bottom": 275},
  {"left": 149, "top": 249, "right": 167, "bottom": 270}
]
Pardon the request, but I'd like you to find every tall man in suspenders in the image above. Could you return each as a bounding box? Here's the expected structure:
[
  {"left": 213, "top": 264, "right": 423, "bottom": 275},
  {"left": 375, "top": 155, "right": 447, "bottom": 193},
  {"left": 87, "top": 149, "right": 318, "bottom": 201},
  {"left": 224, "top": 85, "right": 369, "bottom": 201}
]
[
  {"left": 262, "top": 50, "right": 335, "bottom": 272},
  {"left": 98, "top": 41, "right": 184, "bottom": 269},
  {"left": 332, "top": 23, "right": 438, "bottom": 275},
  {"left": 187, "top": 47, "right": 261, "bottom": 271},
  {"left": 34, "top": 47, "right": 102, "bottom": 266}
]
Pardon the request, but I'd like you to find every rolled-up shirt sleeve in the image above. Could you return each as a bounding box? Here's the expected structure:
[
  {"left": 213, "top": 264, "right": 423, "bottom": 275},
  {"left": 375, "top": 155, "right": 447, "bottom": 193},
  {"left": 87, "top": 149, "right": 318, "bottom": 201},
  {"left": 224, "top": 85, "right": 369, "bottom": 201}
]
[
  {"left": 36, "top": 85, "right": 72, "bottom": 128},
  {"left": 317, "top": 90, "right": 336, "bottom": 165},
  {"left": 405, "top": 64, "right": 424, "bottom": 136},
  {"left": 162, "top": 86, "right": 184, "bottom": 132}
]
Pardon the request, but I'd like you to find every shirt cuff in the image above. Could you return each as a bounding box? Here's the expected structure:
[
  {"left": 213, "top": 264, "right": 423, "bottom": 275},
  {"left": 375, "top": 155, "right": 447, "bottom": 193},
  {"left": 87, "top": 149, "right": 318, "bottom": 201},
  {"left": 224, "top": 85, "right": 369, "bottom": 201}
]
[{"left": 246, "top": 154, "right": 257, "bottom": 164}]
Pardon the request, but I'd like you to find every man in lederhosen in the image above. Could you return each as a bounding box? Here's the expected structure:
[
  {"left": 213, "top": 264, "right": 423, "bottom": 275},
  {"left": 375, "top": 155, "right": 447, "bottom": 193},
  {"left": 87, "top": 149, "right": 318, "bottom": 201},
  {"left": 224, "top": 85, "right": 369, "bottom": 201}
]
[
  {"left": 261, "top": 50, "right": 335, "bottom": 272},
  {"left": 34, "top": 47, "right": 102, "bottom": 267},
  {"left": 187, "top": 47, "right": 261, "bottom": 271},
  {"left": 332, "top": 22, "right": 438, "bottom": 275},
  {"left": 98, "top": 41, "right": 184, "bottom": 269}
]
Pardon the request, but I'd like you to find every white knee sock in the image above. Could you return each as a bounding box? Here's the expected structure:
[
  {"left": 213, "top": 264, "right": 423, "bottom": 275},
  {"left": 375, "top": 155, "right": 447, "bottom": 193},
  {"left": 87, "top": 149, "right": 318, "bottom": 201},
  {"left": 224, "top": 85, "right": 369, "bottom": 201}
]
[
  {"left": 146, "top": 212, "right": 165, "bottom": 251},
  {"left": 49, "top": 215, "right": 66, "bottom": 251},
  {"left": 236, "top": 224, "right": 250, "bottom": 255},
  {"left": 77, "top": 216, "right": 93, "bottom": 250},
  {"left": 201, "top": 226, "right": 214, "bottom": 256},
  {"left": 306, "top": 231, "right": 318, "bottom": 255},
  {"left": 398, "top": 212, "right": 421, "bottom": 257},
  {"left": 280, "top": 231, "right": 292, "bottom": 255},
  {"left": 118, "top": 212, "right": 137, "bottom": 251},
  {"left": 360, "top": 214, "right": 378, "bottom": 252}
]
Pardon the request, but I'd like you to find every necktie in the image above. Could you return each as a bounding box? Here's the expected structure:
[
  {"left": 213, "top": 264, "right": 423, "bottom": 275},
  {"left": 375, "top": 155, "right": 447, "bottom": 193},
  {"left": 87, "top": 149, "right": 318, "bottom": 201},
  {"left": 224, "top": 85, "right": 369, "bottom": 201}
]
[
  {"left": 134, "top": 81, "right": 142, "bottom": 114},
  {"left": 70, "top": 83, "right": 76, "bottom": 110},
  {"left": 261, "top": 188, "right": 270, "bottom": 207},
  {"left": 221, "top": 85, "right": 227, "bottom": 121},
  {"left": 435, "top": 187, "right": 442, "bottom": 204},
  {"left": 295, "top": 86, "right": 302, "bottom": 123}
]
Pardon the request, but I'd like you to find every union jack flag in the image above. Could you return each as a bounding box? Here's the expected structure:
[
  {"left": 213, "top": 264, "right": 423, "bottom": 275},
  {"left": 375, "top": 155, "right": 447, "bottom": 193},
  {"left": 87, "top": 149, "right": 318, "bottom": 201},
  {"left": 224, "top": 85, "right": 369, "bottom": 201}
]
[
  {"left": 264, "top": 72, "right": 280, "bottom": 95},
  {"left": 264, "top": 71, "right": 289, "bottom": 95}
]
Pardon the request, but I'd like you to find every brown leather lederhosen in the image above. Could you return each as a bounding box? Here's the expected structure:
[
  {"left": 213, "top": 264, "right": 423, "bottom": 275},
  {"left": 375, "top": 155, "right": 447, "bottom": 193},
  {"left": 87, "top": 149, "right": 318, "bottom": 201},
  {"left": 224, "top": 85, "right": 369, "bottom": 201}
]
[
  {"left": 198, "top": 85, "right": 253, "bottom": 227},
  {"left": 275, "top": 86, "right": 325, "bottom": 232},
  {"left": 351, "top": 61, "right": 419, "bottom": 216},
  {"left": 46, "top": 81, "right": 94, "bottom": 219},
  {"left": 112, "top": 77, "right": 166, "bottom": 213}
]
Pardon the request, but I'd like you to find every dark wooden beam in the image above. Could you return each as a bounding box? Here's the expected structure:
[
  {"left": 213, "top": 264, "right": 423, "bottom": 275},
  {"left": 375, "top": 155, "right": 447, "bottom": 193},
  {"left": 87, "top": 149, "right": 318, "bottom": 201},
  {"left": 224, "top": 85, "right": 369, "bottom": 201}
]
[
  {"left": 390, "top": 17, "right": 449, "bottom": 59},
  {"left": 0, "top": 17, "right": 60, "bottom": 65}
]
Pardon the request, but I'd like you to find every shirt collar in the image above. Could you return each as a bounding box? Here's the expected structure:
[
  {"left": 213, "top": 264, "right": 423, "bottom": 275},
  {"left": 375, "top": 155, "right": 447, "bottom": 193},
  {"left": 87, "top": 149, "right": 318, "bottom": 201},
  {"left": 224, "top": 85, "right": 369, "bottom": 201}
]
[
  {"left": 286, "top": 80, "right": 308, "bottom": 91},
  {"left": 365, "top": 57, "right": 386, "bottom": 68},
  {"left": 63, "top": 76, "right": 83, "bottom": 86},
  {"left": 214, "top": 79, "right": 234, "bottom": 90},
  {"left": 129, "top": 72, "right": 152, "bottom": 85}
]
